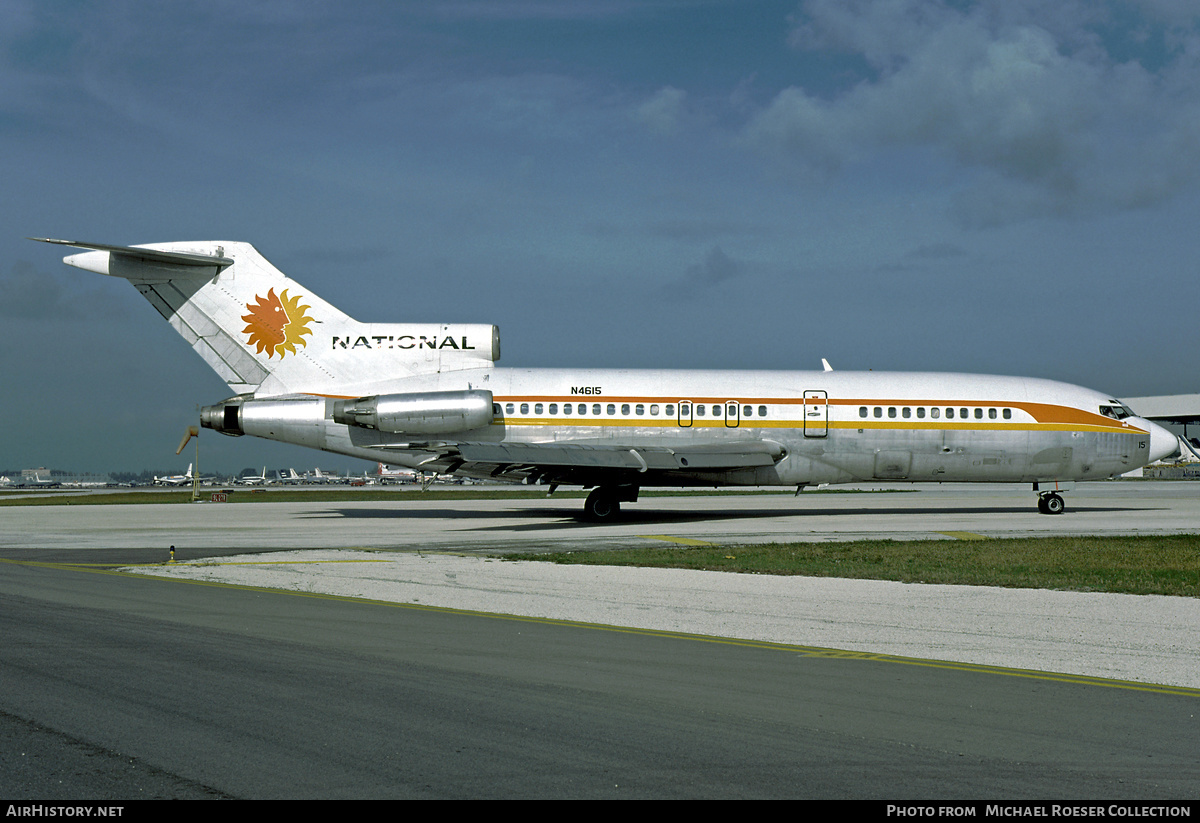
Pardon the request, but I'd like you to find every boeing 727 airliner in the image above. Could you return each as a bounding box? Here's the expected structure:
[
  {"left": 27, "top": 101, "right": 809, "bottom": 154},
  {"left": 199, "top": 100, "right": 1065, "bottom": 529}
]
[{"left": 33, "top": 238, "right": 1178, "bottom": 520}]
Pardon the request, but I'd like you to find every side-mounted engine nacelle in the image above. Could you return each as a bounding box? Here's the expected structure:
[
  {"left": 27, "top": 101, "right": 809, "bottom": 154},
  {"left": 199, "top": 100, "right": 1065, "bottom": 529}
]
[
  {"left": 331, "top": 390, "right": 493, "bottom": 434},
  {"left": 201, "top": 389, "right": 494, "bottom": 445}
]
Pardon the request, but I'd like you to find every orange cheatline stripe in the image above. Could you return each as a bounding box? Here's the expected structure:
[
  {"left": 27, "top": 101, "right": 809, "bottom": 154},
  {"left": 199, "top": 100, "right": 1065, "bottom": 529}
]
[{"left": 492, "top": 397, "right": 1142, "bottom": 433}]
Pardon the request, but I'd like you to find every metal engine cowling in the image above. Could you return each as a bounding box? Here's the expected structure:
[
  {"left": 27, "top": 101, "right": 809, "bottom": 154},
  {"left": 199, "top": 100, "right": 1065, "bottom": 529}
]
[{"left": 332, "top": 390, "right": 493, "bottom": 434}]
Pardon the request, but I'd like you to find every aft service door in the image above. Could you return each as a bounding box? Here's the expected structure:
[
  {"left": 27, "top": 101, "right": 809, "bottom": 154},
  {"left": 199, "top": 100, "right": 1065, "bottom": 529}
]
[{"left": 803, "top": 390, "right": 828, "bottom": 438}]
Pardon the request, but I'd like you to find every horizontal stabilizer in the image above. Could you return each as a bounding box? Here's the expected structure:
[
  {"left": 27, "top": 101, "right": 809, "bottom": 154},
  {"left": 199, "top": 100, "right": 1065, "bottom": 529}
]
[{"left": 29, "top": 238, "right": 234, "bottom": 270}]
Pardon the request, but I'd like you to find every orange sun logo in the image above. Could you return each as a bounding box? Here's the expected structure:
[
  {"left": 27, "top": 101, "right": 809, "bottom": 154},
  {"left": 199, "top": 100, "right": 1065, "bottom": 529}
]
[{"left": 242, "top": 288, "right": 314, "bottom": 358}]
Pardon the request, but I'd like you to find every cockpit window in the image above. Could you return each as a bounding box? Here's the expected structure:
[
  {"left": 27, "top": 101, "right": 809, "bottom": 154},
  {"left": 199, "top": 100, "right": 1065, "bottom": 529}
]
[{"left": 1099, "top": 404, "right": 1133, "bottom": 420}]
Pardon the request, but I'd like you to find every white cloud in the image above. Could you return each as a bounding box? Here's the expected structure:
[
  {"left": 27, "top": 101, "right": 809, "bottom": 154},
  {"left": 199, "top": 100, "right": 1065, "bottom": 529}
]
[{"left": 744, "top": 0, "right": 1200, "bottom": 224}]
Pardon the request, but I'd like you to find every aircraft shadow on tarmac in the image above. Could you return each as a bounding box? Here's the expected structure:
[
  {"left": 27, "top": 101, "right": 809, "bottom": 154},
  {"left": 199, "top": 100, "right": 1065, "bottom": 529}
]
[{"left": 305, "top": 504, "right": 1160, "bottom": 531}]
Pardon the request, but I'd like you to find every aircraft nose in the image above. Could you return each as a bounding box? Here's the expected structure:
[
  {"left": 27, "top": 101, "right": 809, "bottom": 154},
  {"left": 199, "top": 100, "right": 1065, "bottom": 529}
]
[{"left": 1142, "top": 419, "right": 1179, "bottom": 464}]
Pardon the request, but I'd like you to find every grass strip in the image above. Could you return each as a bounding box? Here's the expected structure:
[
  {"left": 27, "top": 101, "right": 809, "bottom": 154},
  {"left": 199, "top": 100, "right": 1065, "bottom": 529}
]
[{"left": 523, "top": 535, "right": 1200, "bottom": 598}]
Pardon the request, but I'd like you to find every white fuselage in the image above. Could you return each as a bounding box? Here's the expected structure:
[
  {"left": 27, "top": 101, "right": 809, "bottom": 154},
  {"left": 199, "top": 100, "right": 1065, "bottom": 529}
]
[{"left": 237, "top": 366, "right": 1167, "bottom": 487}]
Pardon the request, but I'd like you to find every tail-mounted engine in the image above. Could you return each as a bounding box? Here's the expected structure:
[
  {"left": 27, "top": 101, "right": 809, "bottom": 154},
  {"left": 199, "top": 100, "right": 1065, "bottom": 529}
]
[
  {"left": 201, "top": 389, "right": 494, "bottom": 447},
  {"left": 331, "top": 390, "right": 493, "bottom": 434}
]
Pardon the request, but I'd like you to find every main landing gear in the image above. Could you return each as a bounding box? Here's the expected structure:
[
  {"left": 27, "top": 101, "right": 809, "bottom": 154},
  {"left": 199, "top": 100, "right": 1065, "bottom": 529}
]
[
  {"left": 582, "top": 485, "right": 639, "bottom": 522},
  {"left": 1036, "top": 491, "right": 1065, "bottom": 515}
]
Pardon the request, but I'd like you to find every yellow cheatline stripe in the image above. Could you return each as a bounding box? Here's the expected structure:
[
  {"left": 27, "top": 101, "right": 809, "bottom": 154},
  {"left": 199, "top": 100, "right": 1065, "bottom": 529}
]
[
  {"left": 936, "top": 531, "right": 991, "bottom": 541},
  {"left": 639, "top": 535, "right": 716, "bottom": 546},
  {"left": 488, "top": 418, "right": 1137, "bottom": 435},
  {"left": 9, "top": 557, "right": 1200, "bottom": 699}
]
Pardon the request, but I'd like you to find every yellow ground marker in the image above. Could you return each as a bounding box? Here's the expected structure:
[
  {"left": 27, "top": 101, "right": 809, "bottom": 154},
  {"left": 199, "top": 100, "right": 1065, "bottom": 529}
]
[{"left": 640, "top": 535, "right": 715, "bottom": 547}]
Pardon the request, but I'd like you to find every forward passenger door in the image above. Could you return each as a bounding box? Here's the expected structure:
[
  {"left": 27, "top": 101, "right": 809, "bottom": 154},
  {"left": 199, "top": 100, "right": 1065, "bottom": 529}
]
[{"left": 803, "top": 390, "right": 828, "bottom": 438}]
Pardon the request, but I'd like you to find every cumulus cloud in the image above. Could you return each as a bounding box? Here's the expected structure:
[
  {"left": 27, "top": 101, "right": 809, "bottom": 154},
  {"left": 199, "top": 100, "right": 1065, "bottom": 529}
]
[{"left": 743, "top": 0, "right": 1200, "bottom": 224}]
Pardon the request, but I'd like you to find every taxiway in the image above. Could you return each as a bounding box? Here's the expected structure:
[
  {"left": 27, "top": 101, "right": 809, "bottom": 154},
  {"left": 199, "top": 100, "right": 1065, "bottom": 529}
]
[
  {"left": 2, "top": 482, "right": 1198, "bottom": 798},
  {"left": 1, "top": 481, "right": 1197, "bottom": 552}
]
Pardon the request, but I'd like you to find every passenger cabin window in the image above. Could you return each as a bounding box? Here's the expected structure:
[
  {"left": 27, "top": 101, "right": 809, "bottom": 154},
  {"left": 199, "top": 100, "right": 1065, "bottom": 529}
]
[
  {"left": 549, "top": 403, "right": 558, "bottom": 414},
  {"left": 493, "top": 404, "right": 502, "bottom": 416},
  {"left": 758, "top": 406, "right": 767, "bottom": 417},
  {"left": 593, "top": 404, "right": 601, "bottom": 415},
  {"left": 650, "top": 404, "right": 659, "bottom": 415},
  {"left": 697, "top": 405, "right": 706, "bottom": 416},
  {"left": 577, "top": 404, "right": 585, "bottom": 415},
  {"left": 946, "top": 408, "right": 954, "bottom": 419},
  {"left": 974, "top": 408, "right": 982, "bottom": 419},
  {"left": 888, "top": 407, "right": 897, "bottom": 418},
  {"left": 621, "top": 404, "right": 630, "bottom": 415},
  {"left": 534, "top": 403, "right": 543, "bottom": 415},
  {"left": 874, "top": 407, "right": 882, "bottom": 418},
  {"left": 859, "top": 407, "right": 868, "bottom": 418},
  {"left": 1003, "top": 409, "right": 1012, "bottom": 419},
  {"left": 931, "top": 408, "right": 940, "bottom": 419},
  {"left": 520, "top": 403, "right": 529, "bottom": 414},
  {"left": 506, "top": 403, "right": 515, "bottom": 415},
  {"left": 607, "top": 404, "right": 616, "bottom": 415},
  {"left": 666, "top": 404, "right": 676, "bottom": 416},
  {"left": 917, "top": 407, "right": 925, "bottom": 419},
  {"left": 636, "top": 404, "right": 644, "bottom": 415}
]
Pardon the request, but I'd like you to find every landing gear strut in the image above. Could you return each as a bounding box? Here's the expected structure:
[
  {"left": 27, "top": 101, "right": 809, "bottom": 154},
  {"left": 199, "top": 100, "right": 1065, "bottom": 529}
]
[{"left": 582, "top": 485, "right": 639, "bottom": 522}]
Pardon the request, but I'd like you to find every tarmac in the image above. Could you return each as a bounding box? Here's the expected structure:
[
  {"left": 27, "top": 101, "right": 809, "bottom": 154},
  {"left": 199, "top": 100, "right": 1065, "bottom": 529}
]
[
  {"left": 2, "top": 480, "right": 1198, "bottom": 552},
  {"left": 5, "top": 481, "right": 1198, "bottom": 692},
  {"left": 128, "top": 548, "right": 1200, "bottom": 691}
]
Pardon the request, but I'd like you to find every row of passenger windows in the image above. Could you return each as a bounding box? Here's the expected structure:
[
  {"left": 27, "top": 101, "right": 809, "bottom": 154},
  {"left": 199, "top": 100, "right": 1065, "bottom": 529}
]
[
  {"left": 495, "top": 403, "right": 771, "bottom": 418},
  {"left": 859, "top": 406, "right": 1012, "bottom": 420},
  {"left": 679, "top": 404, "right": 770, "bottom": 418}
]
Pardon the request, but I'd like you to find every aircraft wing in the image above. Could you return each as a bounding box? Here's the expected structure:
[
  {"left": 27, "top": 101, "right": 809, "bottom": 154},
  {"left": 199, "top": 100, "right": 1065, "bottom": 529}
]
[
  {"left": 455, "top": 440, "right": 782, "bottom": 471},
  {"left": 374, "top": 438, "right": 784, "bottom": 483}
]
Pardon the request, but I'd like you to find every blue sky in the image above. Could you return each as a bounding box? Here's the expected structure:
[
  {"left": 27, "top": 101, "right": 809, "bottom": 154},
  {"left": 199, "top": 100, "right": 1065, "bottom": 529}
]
[{"left": 3, "top": 0, "right": 1199, "bottom": 474}]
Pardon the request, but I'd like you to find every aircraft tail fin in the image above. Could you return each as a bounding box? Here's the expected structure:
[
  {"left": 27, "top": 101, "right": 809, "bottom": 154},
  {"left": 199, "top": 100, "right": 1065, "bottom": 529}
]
[{"left": 31, "top": 238, "right": 500, "bottom": 397}]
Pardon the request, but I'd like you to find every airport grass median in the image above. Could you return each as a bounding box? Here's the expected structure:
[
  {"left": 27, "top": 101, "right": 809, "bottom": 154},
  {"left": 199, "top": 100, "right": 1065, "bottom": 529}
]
[{"left": 527, "top": 535, "right": 1200, "bottom": 598}]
